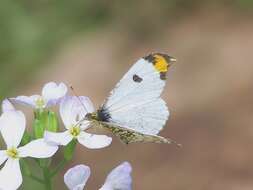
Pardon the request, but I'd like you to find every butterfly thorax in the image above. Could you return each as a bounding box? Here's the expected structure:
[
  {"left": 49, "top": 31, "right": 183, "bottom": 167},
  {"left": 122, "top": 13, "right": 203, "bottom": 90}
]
[{"left": 86, "top": 106, "right": 111, "bottom": 121}]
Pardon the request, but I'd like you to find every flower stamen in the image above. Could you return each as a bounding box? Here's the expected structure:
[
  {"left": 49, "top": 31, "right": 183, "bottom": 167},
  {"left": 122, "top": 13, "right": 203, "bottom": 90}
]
[
  {"left": 69, "top": 126, "right": 80, "bottom": 138},
  {"left": 6, "top": 148, "right": 19, "bottom": 159}
]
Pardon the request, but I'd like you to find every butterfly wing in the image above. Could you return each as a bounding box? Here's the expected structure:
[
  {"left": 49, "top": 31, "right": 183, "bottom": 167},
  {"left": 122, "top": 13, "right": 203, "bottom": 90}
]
[
  {"left": 98, "top": 53, "right": 176, "bottom": 135},
  {"left": 91, "top": 120, "right": 180, "bottom": 146}
]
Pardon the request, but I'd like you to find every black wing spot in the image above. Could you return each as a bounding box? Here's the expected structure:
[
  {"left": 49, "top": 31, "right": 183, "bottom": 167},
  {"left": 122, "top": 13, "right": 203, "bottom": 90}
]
[
  {"left": 160, "top": 72, "right": 167, "bottom": 80},
  {"left": 133, "top": 74, "right": 143, "bottom": 83}
]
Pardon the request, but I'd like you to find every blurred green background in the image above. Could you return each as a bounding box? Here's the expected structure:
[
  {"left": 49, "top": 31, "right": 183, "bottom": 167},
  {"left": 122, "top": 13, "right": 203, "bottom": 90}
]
[{"left": 1, "top": 0, "right": 253, "bottom": 189}]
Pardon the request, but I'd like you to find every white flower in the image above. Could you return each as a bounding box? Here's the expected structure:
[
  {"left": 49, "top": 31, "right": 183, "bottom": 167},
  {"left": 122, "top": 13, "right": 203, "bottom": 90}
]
[
  {"left": 44, "top": 96, "right": 112, "bottom": 149},
  {"left": 0, "top": 111, "right": 58, "bottom": 190},
  {"left": 64, "top": 162, "right": 132, "bottom": 190},
  {"left": 2, "top": 99, "right": 15, "bottom": 113},
  {"left": 64, "top": 165, "right": 91, "bottom": 190},
  {"left": 11, "top": 82, "right": 68, "bottom": 109},
  {"left": 99, "top": 162, "right": 132, "bottom": 190}
]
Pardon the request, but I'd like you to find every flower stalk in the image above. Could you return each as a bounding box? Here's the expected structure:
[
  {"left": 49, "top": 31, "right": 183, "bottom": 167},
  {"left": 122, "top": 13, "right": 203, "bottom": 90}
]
[{"left": 43, "top": 167, "right": 53, "bottom": 190}]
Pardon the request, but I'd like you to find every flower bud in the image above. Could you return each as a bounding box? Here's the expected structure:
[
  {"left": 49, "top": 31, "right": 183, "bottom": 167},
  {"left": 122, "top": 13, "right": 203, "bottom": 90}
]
[{"left": 47, "top": 111, "right": 59, "bottom": 132}]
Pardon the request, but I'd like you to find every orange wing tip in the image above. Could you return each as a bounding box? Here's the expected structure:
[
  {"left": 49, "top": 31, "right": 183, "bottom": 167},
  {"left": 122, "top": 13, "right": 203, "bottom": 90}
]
[{"left": 143, "top": 53, "right": 176, "bottom": 72}]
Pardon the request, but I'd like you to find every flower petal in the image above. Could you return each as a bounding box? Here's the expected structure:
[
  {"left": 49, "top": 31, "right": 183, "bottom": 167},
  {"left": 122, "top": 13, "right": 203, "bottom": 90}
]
[
  {"left": 0, "top": 159, "right": 22, "bottom": 190},
  {"left": 42, "top": 82, "right": 68, "bottom": 106},
  {"left": 77, "top": 132, "right": 112, "bottom": 149},
  {"left": 44, "top": 131, "right": 73, "bottom": 146},
  {"left": 99, "top": 162, "right": 132, "bottom": 190},
  {"left": 10, "top": 95, "right": 40, "bottom": 108},
  {"left": 18, "top": 139, "right": 58, "bottom": 158},
  {"left": 60, "top": 96, "right": 80, "bottom": 128},
  {"left": 0, "top": 150, "right": 8, "bottom": 166},
  {"left": 77, "top": 96, "right": 95, "bottom": 119},
  {"left": 64, "top": 165, "right": 90, "bottom": 190},
  {"left": 0, "top": 111, "right": 25, "bottom": 148},
  {"left": 2, "top": 99, "right": 15, "bottom": 113},
  {"left": 79, "top": 122, "right": 90, "bottom": 131}
]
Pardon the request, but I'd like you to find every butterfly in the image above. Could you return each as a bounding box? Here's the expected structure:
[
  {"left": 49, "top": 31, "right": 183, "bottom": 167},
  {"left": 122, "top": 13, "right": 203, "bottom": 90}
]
[{"left": 85, "top": 53, "right": 180, "bottom": 146}]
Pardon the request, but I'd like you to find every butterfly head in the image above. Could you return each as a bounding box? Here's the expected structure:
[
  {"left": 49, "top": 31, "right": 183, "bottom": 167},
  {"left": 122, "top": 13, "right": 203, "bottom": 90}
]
[
  {"left": 85, "top": 107, "right": 111, "bottom": 122},
  {"left": 85, "top": 112, "right": 98, "bottom": 121}
]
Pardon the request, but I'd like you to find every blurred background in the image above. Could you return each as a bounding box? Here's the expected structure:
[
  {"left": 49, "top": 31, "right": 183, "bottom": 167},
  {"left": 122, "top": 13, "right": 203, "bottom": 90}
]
[{"left": 1, "top": 0, "right": 253, "bottom": 189}]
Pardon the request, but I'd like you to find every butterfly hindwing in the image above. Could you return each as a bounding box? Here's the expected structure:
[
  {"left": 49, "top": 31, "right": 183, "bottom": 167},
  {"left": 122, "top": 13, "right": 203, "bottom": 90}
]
[{"left": 93, "top": 120, "right": 178, "bottom": 145}]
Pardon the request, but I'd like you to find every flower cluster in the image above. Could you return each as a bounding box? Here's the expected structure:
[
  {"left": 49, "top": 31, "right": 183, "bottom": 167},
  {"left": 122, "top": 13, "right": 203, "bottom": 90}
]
[{"left": 0, "top": 82, "right": 131, "bottom": 190}]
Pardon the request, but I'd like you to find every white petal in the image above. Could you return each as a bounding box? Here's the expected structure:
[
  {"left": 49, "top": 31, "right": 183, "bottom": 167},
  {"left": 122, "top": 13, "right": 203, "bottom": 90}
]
[
  {"left": 10, "top": 95, "right": 40, "bottom": 108},
  {"left": 0, "top": 150, "right": 8, "bottom": 166},
  {"left": 100, "top": 162, "right": 132, "bottom": 190},
  {"left": 79, "top": 122, "right": 90, "bottom": 131},
  {"left": 0, "top": 111, "right": 25, "bottom": 148},
  {"left": 2, "top": 99, "right": 15, "bottom": 113},
  {"left": 44, "top": 131, "right": 73, "bottom": 146},
  {"left": 18, "top": 139, "right": 58, "bottom": 158},
  {"left": 77, "top": 96, "right": 95, "bottom": 119},
  {"left": 42, "top": 82, "right": 68, "bottom": 106},
  {"left": 60, "top": 96, "right": 79, "bottom": 128},
  {"left": 77, "top": 132, "right": 112, "bottom": 149},
  {"left": 64, "top": 165, "right": 90, "bottom": 190},
  {"left": 0, "top": 159, "right": 22, "bottom": 190}
]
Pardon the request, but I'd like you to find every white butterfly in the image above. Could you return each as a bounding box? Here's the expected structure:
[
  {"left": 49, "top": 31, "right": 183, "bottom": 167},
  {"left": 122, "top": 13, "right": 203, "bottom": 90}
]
[{"left": 86, "top": 53, "right": 180, "bottom": 146}]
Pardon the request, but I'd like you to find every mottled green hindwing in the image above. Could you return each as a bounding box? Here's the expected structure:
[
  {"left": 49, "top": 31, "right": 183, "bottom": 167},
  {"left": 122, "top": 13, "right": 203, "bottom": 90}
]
[{"left": 90, "top": 120, "right": 181, "bottom": 146}]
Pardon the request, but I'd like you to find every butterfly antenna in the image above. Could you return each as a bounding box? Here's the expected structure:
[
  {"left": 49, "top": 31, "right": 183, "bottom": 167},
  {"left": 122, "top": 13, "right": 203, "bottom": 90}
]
[
  {"left": 70, "top": 85, "right": 89, "bottom": 113},
  {"left": 7, "top": 98, "right": 14, "bottom": 104},
  {"left": 69, "top": 85, "right": 89, "bottom": 125}
]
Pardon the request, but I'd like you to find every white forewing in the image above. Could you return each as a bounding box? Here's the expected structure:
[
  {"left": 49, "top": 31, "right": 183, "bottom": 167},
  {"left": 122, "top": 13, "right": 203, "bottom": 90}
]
[
  {"left": 105, "top": 59, "right": 164, "bottom": 109},
  {"left": 103, "top": 58, "right": 169, "bottom": 135}
]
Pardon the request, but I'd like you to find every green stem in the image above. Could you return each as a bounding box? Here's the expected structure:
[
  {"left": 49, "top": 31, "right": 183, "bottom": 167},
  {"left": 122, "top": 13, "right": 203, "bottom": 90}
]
[
  {"left": 50, "top": 159, "right": 67, "bottom": 177},
  {"left": 29, "top": 174, "right": 44, "bottom": 184},
  {"left": 20, "top": 159, "right": 44, "bottom": 184},
  {"left": 43, "top": 168, "right": 52, "bottom": 190}
]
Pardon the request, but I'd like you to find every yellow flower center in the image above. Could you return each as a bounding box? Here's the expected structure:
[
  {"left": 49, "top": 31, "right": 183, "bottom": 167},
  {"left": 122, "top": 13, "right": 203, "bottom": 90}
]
[
  {"left": 69, "top": 126, "right": 80, "bottom": 137},
  {"left": 6, "top": 148, "right": 19, "bottom": 159},
  {"left": 36, "top": 97, "right": 45, "bottom": 108}
]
